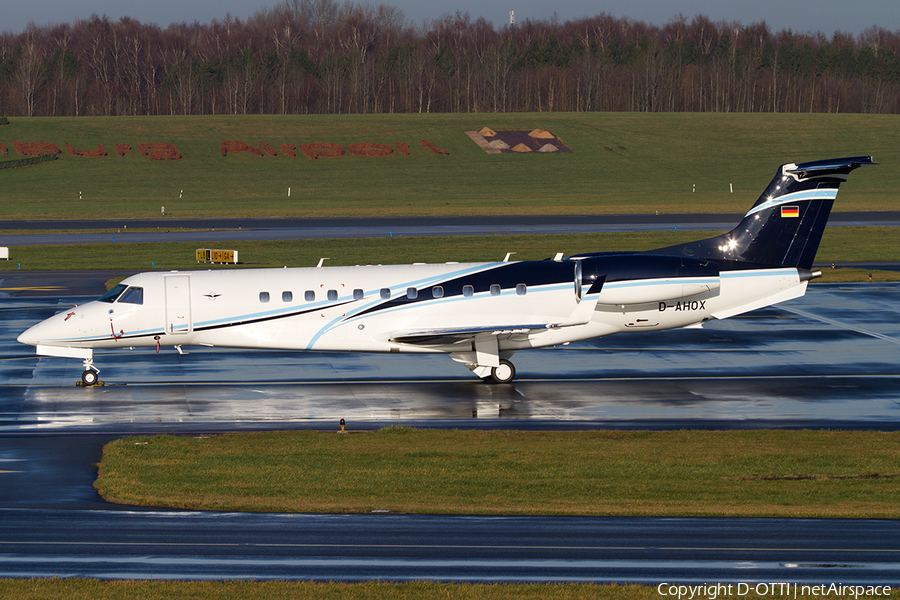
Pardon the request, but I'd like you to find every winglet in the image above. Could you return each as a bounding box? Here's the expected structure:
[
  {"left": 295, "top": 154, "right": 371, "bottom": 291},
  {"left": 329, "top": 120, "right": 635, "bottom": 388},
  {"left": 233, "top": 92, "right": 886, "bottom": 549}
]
[{"left": 560, "top": 278, "right": 604, "bottom": 327}]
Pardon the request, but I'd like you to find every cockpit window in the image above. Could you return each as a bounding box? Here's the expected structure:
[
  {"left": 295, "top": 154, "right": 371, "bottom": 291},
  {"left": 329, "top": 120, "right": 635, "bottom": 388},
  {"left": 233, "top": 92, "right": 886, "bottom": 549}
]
[
  {"left": 98, "top": 284, "right": 128, "bottom": 303},
  {"left": 118, "top": 287, "right": 144, "bottom": 305}
]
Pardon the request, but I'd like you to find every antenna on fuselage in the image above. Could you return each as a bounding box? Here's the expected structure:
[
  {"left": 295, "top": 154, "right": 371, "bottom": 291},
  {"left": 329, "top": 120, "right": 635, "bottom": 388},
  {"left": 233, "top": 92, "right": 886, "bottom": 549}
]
[
  {"left": 503, "top": 252, "right": 516, "bottom": 262},
  {"left": 316, "top": 258, "right": 330, "bottom": 268}
]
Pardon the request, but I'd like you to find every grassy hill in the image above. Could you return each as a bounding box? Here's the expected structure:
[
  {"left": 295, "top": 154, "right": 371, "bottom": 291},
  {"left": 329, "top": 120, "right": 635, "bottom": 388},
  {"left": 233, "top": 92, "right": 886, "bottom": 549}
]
[{"left": 0, "top": 113, "right": 895, "bottom": 220}]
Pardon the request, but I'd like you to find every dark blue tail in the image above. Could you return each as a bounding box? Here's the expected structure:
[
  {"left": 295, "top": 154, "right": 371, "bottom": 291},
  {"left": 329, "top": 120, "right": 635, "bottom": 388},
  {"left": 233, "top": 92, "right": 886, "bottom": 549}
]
[{"left": 652, "top": 156, "right": 875, "bottom": 270}]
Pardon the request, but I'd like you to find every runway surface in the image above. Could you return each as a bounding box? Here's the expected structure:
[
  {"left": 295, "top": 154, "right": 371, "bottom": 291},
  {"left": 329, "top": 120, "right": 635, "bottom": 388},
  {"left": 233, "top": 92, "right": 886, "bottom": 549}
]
[
  {"left": 2, "top": 509, "right": 899, "bottom": 583},
  {"left": 1, "top": 278, "right": 899, "bottom": 583},
  {"left": 2, "top": 211, "right": 899, "bottom": 246}
]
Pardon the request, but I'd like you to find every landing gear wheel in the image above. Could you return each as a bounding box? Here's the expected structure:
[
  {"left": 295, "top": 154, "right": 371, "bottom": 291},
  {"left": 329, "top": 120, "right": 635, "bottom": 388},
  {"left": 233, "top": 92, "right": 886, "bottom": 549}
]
[
  {"left": 489, "top": 359, "right": 516, "bottom": 384},
  {"left": 81, "top": 370, "right": 98, "bottom": 386}
]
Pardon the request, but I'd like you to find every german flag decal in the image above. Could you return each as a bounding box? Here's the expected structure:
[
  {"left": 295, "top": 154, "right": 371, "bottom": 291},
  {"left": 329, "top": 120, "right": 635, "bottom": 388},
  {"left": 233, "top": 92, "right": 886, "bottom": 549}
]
[{"left": 781, "top": 205, "right": 800, "bottom": 218}]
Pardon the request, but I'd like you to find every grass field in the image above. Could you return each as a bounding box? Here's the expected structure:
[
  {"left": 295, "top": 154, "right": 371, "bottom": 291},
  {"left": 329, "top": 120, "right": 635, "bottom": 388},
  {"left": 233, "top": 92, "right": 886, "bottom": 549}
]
[
  {"left": 2, "top": 580, "right": 877, "bottom": 600},
  {"left": 0, "top": 581, "right": 651, "bottom": 600},
  {"left": 1, "top": 113, "right": 896, "bottom": 219},
  {"left": 95, "top": 429, "right": 900, "bottom": 519}
]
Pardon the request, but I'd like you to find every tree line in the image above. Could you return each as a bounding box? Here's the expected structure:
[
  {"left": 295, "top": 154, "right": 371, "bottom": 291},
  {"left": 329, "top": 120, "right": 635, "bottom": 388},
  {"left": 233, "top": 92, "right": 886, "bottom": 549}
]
[{"left": 2, "top": 0, "right": 900, "bottom": 117}]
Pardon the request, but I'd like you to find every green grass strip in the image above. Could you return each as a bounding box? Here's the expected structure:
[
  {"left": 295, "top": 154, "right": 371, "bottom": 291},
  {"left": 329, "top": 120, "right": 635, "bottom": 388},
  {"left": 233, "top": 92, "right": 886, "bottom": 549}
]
[
  {"left": 5, "top": 580, "right": 879, "bottom": 600},
  {"left": 0, "top": 581, "right": 642, "bottom": 600},
  {"left": 95, "top": 429, "right": 900, "bottom": 518}
]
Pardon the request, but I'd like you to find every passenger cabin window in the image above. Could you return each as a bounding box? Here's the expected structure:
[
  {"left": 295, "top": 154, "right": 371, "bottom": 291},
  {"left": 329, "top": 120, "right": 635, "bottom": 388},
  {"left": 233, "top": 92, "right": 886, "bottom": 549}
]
[
  {"left": 463, "top": 285, "right": 474, "bottom": 297},
  {"left": 327, "top": 289, "right": 338, "bottom": 301},
  {"left": 259, "top": 292, "right": 270, "bottom": 303},
  {"left": 407, "top": 287, "right": 418, "bottom": 299},
  {"left": 353, "top": 289, "right": 364, "bottom": 300},
  {"left": 98, "top": 284, "right": 128, "bottom": 303},
  {"left": 380, "top": 288, "right": 391, "bottom": 299},
  {"left": 305, "top": 290, "right": 315, "bottom": 302},
  {"left": 490, "top": 284, "right": 501, "bottom": 296},
  {"left": 282, "top": 291, "right": 293, "bottom": 303},
  {"left": 118, "top": 287, "right": 144, "bottom": 305},
  {"left": 432, "top": 286, "right": 444, "bottom": 298},
  {"left": 516, "top": 284, "right": 527, "bottom": 296}
]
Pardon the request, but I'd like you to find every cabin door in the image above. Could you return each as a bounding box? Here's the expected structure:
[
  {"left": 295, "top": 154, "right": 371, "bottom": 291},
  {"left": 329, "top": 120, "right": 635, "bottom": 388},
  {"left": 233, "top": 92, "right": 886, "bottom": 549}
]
[{"left": 164, "top": 275, "right": 192, "bottom": 335}]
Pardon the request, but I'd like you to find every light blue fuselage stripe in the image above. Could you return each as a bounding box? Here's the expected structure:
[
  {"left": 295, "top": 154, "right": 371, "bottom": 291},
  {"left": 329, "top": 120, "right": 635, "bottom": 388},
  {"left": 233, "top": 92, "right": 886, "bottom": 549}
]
[
  {"left": 744, "top": 189, "right": 837, "bottom": 217},
  {"left": 602, "top": 277, "right": 718, "bottom": 290},
  {"left": 721, "top": 268, "right": 796, "bottom": 279}
]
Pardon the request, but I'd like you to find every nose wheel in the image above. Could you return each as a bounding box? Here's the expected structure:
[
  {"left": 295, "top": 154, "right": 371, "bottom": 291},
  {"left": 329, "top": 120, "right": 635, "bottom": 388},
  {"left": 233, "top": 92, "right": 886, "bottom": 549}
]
[
  {"left": 81, "top": 370, "right": 99, "bottom": 386},
  {"left": 81, "top": 357, "right": 100, "bottom": 386}
]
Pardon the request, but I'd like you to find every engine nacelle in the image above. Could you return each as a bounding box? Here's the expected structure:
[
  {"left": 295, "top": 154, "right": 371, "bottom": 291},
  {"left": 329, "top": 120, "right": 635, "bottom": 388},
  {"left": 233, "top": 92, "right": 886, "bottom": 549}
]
[{"left": 578, "top": 254, "right": 720, "bottom": 305}]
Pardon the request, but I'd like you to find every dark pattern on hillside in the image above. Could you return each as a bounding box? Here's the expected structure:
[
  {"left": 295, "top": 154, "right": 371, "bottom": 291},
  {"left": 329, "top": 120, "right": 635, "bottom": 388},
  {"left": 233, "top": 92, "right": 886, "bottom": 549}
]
[
  {"left": 466, "top": 129, "right": 573, "bottom": 154},
  {"left": 0, "top": 154, "right": 57, "bottom": 170}
]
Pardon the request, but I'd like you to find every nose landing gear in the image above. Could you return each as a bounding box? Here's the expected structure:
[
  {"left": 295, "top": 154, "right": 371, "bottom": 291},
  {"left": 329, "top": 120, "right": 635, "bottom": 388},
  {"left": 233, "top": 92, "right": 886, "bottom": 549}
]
[{"left": 81, "top": 357, "right": 100, "bottom": 386}]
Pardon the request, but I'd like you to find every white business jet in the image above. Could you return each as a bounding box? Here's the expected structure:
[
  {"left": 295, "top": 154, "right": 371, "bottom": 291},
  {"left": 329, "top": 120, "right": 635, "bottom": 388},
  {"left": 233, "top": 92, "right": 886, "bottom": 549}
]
[{"left": 19, "top": 156, "right": 874, "bottom": 385}]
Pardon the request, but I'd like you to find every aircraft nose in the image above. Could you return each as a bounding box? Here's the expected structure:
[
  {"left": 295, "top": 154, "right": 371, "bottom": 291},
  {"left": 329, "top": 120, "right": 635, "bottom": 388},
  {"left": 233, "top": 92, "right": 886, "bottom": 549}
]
[
  {"left": 17, "top": 323, "right": 43, "bottom": 347},
  {"left": 18, "top": 315, "right": 58, "bottom": 347}
]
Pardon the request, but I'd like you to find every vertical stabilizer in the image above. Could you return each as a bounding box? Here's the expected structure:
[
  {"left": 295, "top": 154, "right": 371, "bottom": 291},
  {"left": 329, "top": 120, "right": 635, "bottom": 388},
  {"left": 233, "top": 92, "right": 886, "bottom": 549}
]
[{"left": 652, "top": 156, "right": 875, "bottom": 269}]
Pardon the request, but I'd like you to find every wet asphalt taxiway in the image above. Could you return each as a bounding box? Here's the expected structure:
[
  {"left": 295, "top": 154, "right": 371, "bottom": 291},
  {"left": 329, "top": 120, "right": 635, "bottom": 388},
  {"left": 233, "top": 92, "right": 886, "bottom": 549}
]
[
  {"left": 1, "top": 277, "right": 900, "bottom": 583},
  {"left": 3, "top": 281, "right": 900, "bottom": 429}
]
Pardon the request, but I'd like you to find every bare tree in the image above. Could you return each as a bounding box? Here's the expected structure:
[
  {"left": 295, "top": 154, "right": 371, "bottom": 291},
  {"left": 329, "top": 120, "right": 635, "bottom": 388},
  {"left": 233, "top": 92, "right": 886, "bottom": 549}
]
[
  {"left": 12, "top": 26, "right": 45, "bottom": 116},
  {"left": 3, "top": 7, "right": 900, "bottom": 117}
]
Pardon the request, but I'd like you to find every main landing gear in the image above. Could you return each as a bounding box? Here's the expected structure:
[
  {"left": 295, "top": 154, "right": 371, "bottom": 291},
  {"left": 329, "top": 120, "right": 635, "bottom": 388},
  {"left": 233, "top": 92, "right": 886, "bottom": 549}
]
[
  {"left": 454, "top": 349, "right": 518, "bottom": 383},
  {"left": 464, "top": 358, "right": 517, "bottom": 383},
  {"left": 452, "top": 341, "right": 518, "bottom": 384},
  {"left": 487, "top": 359, "right": 516, "bottom": 384}
]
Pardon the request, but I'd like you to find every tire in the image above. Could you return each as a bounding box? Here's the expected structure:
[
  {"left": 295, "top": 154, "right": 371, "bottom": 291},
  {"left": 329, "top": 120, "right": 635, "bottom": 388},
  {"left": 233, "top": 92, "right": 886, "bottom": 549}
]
[
  {"left": 81, "top": 370, "right": 98, "bottom": 386},
  {"left": 490, "top": 359, "right": 516, "bottom": 384}
]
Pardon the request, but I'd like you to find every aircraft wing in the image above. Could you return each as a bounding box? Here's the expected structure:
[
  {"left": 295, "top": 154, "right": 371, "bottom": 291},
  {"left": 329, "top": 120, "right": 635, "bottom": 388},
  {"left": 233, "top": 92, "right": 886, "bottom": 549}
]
[
  {"left": 390, "top": 325, "right": 548, "bottom": 346},
  {"left": 389, "top": 279, "right": 604, "bottom": 347}
]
